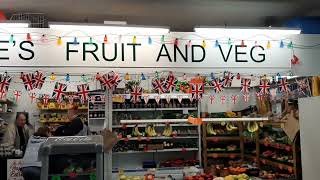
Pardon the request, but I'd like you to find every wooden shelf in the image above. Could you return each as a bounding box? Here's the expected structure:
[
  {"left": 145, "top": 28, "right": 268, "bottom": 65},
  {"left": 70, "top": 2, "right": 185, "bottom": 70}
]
[
  {"left": 260, "top": 140, "right": 292, "bottom": 151},
  {"left": 113, "top": 107, "right": 197, "bottom": 112},
  {"left": 118, "top": 136, "right": 198, "bottom": 141},
  {"left": 39, "top": 121, "right": 71, "bottom": 123},
  {"left": 112, "top": 123, "right": 197, "bottom": 128},
  {"left": 207, "top": 136, "right": 240, "bottom": 141},
  {"left": 113, "top": 148, "right": 199, "bottom": 154},
  {"left": 260, "top": 157, "right": 294, "bottom": 170},
  {"left": 38, "top": 108, "right": 88, "bottom": 111}
]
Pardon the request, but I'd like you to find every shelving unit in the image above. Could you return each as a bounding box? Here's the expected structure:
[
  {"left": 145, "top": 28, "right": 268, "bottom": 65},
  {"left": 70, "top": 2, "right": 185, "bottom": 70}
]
[
  {"left": 88, "top": 91, "right": 107, "bottom": 132},
  {"left": 111, "top": 94, "right": 202, "bottom": 176}
]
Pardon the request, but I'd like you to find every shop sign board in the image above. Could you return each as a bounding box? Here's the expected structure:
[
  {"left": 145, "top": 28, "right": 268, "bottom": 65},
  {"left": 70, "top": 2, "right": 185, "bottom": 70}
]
[{"left": 0, "top": 29, "right": 292, "bottom": 69}]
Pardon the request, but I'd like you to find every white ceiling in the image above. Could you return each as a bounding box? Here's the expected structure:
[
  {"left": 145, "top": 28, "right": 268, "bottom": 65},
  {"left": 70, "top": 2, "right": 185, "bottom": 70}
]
[{"left": 1, "top": 0, "right": 320, "bottom": 30}]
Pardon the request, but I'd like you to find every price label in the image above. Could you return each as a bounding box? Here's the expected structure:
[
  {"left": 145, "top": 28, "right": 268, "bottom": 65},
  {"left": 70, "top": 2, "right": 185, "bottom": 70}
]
[{"left": 181, "top": 148, "right": 187, "bottom": 152}]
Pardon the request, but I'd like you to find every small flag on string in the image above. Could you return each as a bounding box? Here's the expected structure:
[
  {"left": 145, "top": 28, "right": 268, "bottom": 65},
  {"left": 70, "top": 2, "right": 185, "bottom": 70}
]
[
  {"left": 143, "top": 95, "right": 150, "bottom": 104},
  {"left": 29, "top": 93, "right": 37, "bottom": 103},
  {"left": 209, "top": 95, "right": 215, "bottom": 104},
  {"left": 177, "top": 95, "right": 183, "bottom": 104},
  {"left": 13, "top": 90, "right": 21, "bottom": 102},
  {"left": 231, "top": 95, "right": 238, "bottom": 104},
  {"left": 166, "top": 95, "right": 171, "bottom": 104},
  {"left": 243, "top": 94, "right": 250, "bottom": 103},
  {"left": 155, "top": 95, "right": 161, "bottom": 105},
  {"left": 130, "top": 85, "right": 143, "bottom": 104},
  {"left": 43, "top": 95, "right": 49, "bottom": 105},
  {"left": 220, "top": 95, "right": 226, "bottom": 104}
]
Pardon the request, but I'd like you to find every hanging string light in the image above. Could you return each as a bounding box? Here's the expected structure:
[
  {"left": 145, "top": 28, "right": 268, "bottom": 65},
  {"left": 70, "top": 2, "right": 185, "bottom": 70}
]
[
  {"left": 174, "top": 38, "right": 179, "bottom": 46},
  {"left": 210, "top": 73, "right": 215, "bottom": 80},
  {"left": 125, "top": 73, "right": 131, "bottom": 80},
  {"left": 65, "top": 74, "right": 70, "bottom": 82},
  {"left": 73, "top": 37, "right": 79, "bottom": 45},
  {"left": 202, "top": 40, "right": 206, "bottom": 48},
  {"left": 287, "top": 41, "right": 293, "bottom": 49},
  {"left": 267, "top": 41, "right": 271, "bottom": 49},
  {"left": 132, "top": 36, "right": 137, "bottom": 44},
  {"left": 277, "top": 73, "right": 282, "bottom": 81},
  {"left": 118, "top": 35, "right": 122, "bottom": 43},
  {"left": 254, "top": 41, "right": 258, "bottom": 47},
  {"left": 40, "top": 34, "right": 47, "bottom": 43},
  {"left": 81, "top": 74, "right": 88, "bottom": 82},
  {"left": 9, "top": 35, "right": 14, "bottom": 44},
  {"left": 50, "top": 73, "right": 56, "bottom": 81},
  {"left": 26, "top": 33, "right": 32, "bottom": 42},
  {"left": 141, "top": 73, "right": 146, "bottom": 80},
  {"left": 187, "top": 40, "right": 192, "bottom": 47},
  {"left": 161, "top": 35, "right": 165, "bottom": 44},
  {"left": 148, "top": 36, "right": 152, "bottom": 44},
  {"left": 280, "top": 40, "right": 284, "bottom": 48},
  {"left": 241, "top": 40, "right": 245, "bottom": 47},
  {"left": 236, "top": 73, "right": 241, "bottom": 80},
  {"left": 183, "top": 73, "right": 187, "bottom": 80},
  {"left": 89, "top": 37, "right": 93, "bottom": 44},
  {"left": 104, "top": 35, "right": 108, "bottom": 43},
  {"left": 57, "top": 37, "right": 62, "bottom": 46},
  {"left": 215, "top": 40, "right": 219, "bottom": 47},
  {"left": 95, "top": 72, "right": 101, "bottom": 80},
  {"left": 227, "top": 38, "right": 232, "bottom": 46},
  {"left": 155, "top": 71, "right": 159, "bottom": 79}
]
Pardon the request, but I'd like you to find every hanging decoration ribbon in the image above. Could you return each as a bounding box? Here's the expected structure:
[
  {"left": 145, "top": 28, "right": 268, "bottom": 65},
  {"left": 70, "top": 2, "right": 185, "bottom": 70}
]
[
  {"left": 177, "top": 95, "right": 183, "bottom": 104},
  {"left": 212, "top": 79, "right": 223, "bottom": 93},
  {"left": 154, "top": 95, "right": 161, "bottom": 105},
  {"left": 52, "top": 82, "right": 67, "bottom": 101},
  {"left": 130, "top": 85, "right": 143, "bottom": 104},
  {"left": 77, "top": 84, "right": 90, "bottom": 103},
  {"left": 259, "top": 79, "right": 270, "bottom": 95},
  {"left": 143, "top": 95, "right": 150, "bottom": 104},
  {"left": 222, "top": 72, "right": 234, "bottom": 87}
]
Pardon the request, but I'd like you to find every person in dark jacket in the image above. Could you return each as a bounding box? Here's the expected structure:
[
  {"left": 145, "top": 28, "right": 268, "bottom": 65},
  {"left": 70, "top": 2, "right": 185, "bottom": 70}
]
[
  {"left": 21, "top": 126, "right": 51, "bottom": 180},
  {"left": 53, "top": 105, "right": 86, "bottom": 136}
]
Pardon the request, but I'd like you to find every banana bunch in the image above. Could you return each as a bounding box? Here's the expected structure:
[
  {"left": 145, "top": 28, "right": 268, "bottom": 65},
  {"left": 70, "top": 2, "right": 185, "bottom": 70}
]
[
  {"left": 132, "top": 125, "right": 143, "bottom": 137},
  {"left": 226, "top": 122, "right": 238, "bottom": 131},
  {"left": 247, "top": 122, "right": 259, "bottom": 133},
  {"left": 207, "top": 122, "right": 217, "bottom": 135},
  {"left": 225, "top": 111, "right": 237, "bottom": 118},
  {"left": 145, "top": 124, "right": 157, "bottom": 137},
  {"left": 162, "top": 124, "right": 173, "bottom": 137}
]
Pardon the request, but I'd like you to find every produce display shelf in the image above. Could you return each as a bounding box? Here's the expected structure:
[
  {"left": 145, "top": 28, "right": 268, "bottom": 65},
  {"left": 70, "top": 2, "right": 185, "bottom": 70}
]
[
  {"left": 113, "top": 107, "right": 197, "bottom": 112},
  {"left": 112, "top": 123, "right": 198, "bottom": 128},
  {"left": 121, "top": 118, "right": 269, "bottom": 124},
  {"left": 49, "top": 173, "right": 94, "bottom": 177},
  {"left": 207, "top": 136, "right": 240, "bottom": 141},
  {"left": 113, "top": 148, "right": 199, "bottom": 154},
  {"left": 202, "top": 117, "right": 269, "bottom": 122},
  {"left": 260, "top": 157, "right": 294, "bottom": 168},
  {"left": 115, "top": 94, "right": 191, "bottom": 100},
  {"left": 207, "top": 153, "right": 241, "bottom": 158},
  {"left": 207, "top": 150, "right": 241, "bottom": 153},
  {"left": 259, "top": 140, "right": 291, "bottom": 151},
  {"left": 38, "top": 108, "right": 88, "bottom": 111},
  {"left": 118, "top": 136, "right": 199, "bottom": 141},
  {"left": 88, "top": 109, "right": 105, "bottom": 112},
  {"left": 39, "top": 121, "right": 71, "bottom": 123}
]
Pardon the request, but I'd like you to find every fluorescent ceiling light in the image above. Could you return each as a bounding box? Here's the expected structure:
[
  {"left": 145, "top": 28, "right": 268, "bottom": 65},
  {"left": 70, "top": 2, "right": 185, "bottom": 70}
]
[
  {"left": 49, "top": 22, "right": 169, "bottom": 35},
  {"left": 194, "top": 26, "right": 301, "bottom": 38},
  {"left": 0, "top": 20, "right": 30, "bottom": 28}
]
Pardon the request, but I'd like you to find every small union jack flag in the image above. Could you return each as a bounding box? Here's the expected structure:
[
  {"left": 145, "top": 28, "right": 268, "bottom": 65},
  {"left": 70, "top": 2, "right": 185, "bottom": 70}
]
[
  {"left": 152, "top": 79, "right": 166, "bottom": 94},
  {"left": 13, "top": 90, "right": 21, "bottom": 102},
  {"left": 243, "top": 94, "right": 250, "bottom": 103},
  {"left": 0, "top": 90, "right": 6, "bottom": 100},
  {"left": 99, "top": 74, "right": 113, "bottom": 90},
  {"left": 278, "top": 77, "right": 289, "bottom": 93},
  {"left": 165, "top": 73, "right": 177, "bottom": 92},
  {"left": 212, "top": 79, "right": 223, "bottom": 93},
  {"left": 52, "top": 82, "right": 67, "bottom": 101},
  {"left": 130, "top": 86, "right": 143, "bottom": 103},
  {"left": 67, "top": 95, "right": 75, "bottom": 104},
  {"left": 220, "top": 95, "right": 226, "bottom": 104},
  {"left": 29, "top": 93, "right": 37, "bottom": 103},
  {"left": 33, "top": 71, "right": 46, "bottom": 89},
  {"left": 77, "top": 84, "right": 90, "bottom": 103},
  {"left": 241, "top": 78, "right": 251, "bottom": 94},
  {"left": 0, "top": 75, "right": 11, "bottom": 93},
  {"left": 21, "top": 73, "right": 34, "bottom": 91},
  {"left": 42, "top": 94, "right": 50, "bottom": 105},
  {"left": 296, "top": 78, "right": 309, "bottom": 95},
  {"left": 256, "top": 92, "right": 263, "bottom": 101},
  {"left": 110, "top": 73, "right": 121, "bottom": 89},
  {"left": 209, "top": 95, "right": 215, "bottom": 104},
  {"left": 223, "top": 72, "right": 234, "bottom": 87},
  {"left": 190, "top": 83, "right": 204, "bottom": 100},
  {"left": 231, "top": 95, "right": 238, "bottom": 104},
  {"left": 259, "top": 79, "right": 270, "bottom": 95}
]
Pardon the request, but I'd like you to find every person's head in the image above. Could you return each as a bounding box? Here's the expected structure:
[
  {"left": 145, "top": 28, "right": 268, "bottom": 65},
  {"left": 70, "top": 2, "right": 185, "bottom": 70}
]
[
  {"left": 67, "top": 105, "right": 79, "bottom": 120},
  {"left": 15, "top": 112, "right": 28, "bottom": 128},
  {"left": 34, "top": 126, "right": 51, "bottom": 137}
]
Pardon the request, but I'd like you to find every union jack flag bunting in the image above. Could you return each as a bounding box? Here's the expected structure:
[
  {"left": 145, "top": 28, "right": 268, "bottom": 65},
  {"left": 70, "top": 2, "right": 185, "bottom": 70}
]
[
  {"left": 67, "top": 95, "right": 75, "bottom": 104},
  {"left": 13, "top": 90, "right": 21, "bottom": 102},
  {"left": 42, "top": 94, "right": 50, "bottom": 105},
  {"left": 0, "top": 90, "right": 7, "bottom": 100},
  {"left": 21, "top": 73, "right": 34, "bottom": 91},
  {"left": 99, "top": 74, "right": 113, "bottom": 90},
  {"left": 110, "top": 73, "right": 121, "bottom": 89},
  {"left": 296, "top": 78, "right": 309, "bottom": 95},
  {"left": 52, "top": 82, "right": 67, "bottom": 101},
  {"left": 29, "top": 93, "right": 37, "bottom": 103},
  {"left": 209, "top": 95, "right": 215, "bottom": 104},
  {"left": 231, "top": 95, "right": 238, "bottom": 104},
  {"left": 212, "top": 79, "right": 223, "bottom": 93},
  {"left": 243, "top": 94, "right": 250, "bottom": 103},
  {"left": 165, "top": 73, "right": 177, "bottom": 92},
  {"left": 33, "top": 71, "right": 46, "bottom": 89},
  {"left": 220, "top": 95, "right": 226, "bottom": 104},
  {"left": 223, "top": 72, "right": 234, "bottom": 87},
  {"left": 130, "top": 86, "right": 143, "bottom": 103},
  {"left": 152, "top": 78, "right": 166, "bottom": 94},
  {"left": 0, "top": 75, "right": 12, "bottom": 93},
  {"left": 190, "top": 83, "right": 204, "bottom": 100},
  {"left": 259, "top": 79, "right": 270, "bottom": 95},
  {"left": 241, "top": 78, "right": 251, "bottom": 94},
  {"left": 278, "top": 77, "right": 289, "bottom": 93},
  {"left": 77, "top": 84, "right": 90, "bottom": 102}
]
